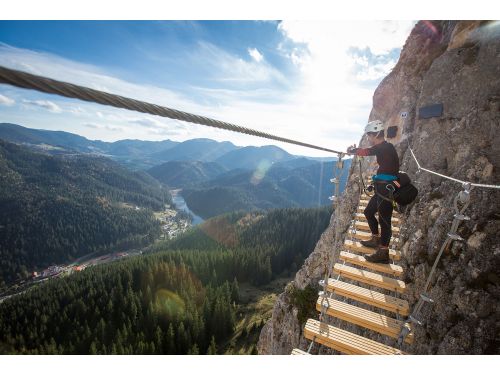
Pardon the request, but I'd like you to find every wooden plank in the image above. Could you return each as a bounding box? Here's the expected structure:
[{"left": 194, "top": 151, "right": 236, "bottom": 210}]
[
  {"left": 355, "top": 220, "right": 400, "bottom": 233},
  {"left": 325, "top": 279, "right": 409, "bottom": 316},
  {"left": 357, "top": 207, "right": 401, "bottom": 218},
  {"left": 355, "top": 213, "right": 400, "bottom": 225},
  {"left": 339, "top": 251, "right": 403, "bottom": 277},
  {"left": 344, "top": 240, "right": 401, "bottom": 261},
  {"left": 361, "top": 194, "right": 374, "bottom": 200},
  {"left": 304, "top": 319, "right": 405, "bottom": 355},
  {"left": 316, "top": 297, "right": 413, "bottom": 344},
  {"left": 333, "top": 264, "right": 406, "bottom": 293},
  {"left": 303, "top": 322, "right": 374, "bottom": 355},
  {"left": 291, "top": 348, "right": 310, "bottom": 355},
  {"left": 352, "top": 230, "right": 399, "bottom": 244}
]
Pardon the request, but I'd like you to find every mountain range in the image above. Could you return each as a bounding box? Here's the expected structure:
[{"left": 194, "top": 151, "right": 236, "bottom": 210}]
[
  {"left": 0, "top": 122, "right": 350, "bottom": 220},
  {"left": 0, "top": 123, "right": 337, "bottom": 169}
]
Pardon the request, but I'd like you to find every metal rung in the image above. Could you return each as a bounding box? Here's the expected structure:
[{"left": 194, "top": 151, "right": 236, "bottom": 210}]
[
  {"left": 318, "top": 291, "right": 326, "bottom": 297},
  {"left": 420, "top": 293, "right": 434, "bottom": 303},
  {"left": 409, "top": 315, "right": 423, "bottom": 326},
  {"left": 454, "top": 214, "right": 470, "bottom": 221},
  {"left": 397, "top": 326, "right": 411, "bottom": 346},
  {"left": 330, "top": 178, "right": 339, "bottom": 183},
  {"left": 447, "top": 232, "right": 464, "bottom": 241}
]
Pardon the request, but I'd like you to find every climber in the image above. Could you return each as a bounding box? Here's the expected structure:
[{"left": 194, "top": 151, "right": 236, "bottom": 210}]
[{"left": 346, "top": 120, "right": 400, "bottom": 264}]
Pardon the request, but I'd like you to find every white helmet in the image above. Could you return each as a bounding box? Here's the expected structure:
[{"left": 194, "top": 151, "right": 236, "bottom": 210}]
[{"left": 364, "top": 120, "right": 384, "bottom": 134}]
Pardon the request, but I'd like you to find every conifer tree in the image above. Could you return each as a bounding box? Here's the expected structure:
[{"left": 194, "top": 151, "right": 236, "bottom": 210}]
[
  {"left": 188, "top": 343, "right": 199, "bottom": 355},
  {"left": 166, "top": 323, "right": 175, "bottom": 354},
  {"left": 207, "top": 336, "right": 217, "bottom": 355},
  {"left": 231, "top": 277, "right": 240, "bottom": 303}
]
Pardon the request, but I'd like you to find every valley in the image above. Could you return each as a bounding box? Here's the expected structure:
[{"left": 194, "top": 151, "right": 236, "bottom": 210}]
[{"left": 0, "top": 123, "right": 338, "bottom": 355}]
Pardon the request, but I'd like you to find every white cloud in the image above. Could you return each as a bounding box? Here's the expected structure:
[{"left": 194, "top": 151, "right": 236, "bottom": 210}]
[
  {"left": 83, "top": 122, "right": 123, "bottom": 132},
  {"left": 128, "top": 116, "right": 189, "bottom": 136},
  {"left": 22, "top": 99, "right": 62, "bottom": 113},
  {"left": 248, "top": 48, "right": 264, "bottom": 63},
  {"left": 194, "top": 42, "right": 285, "bottom": 84},
  {"left": 130, "top": 117, "right": 171, "bottom": 130},
  {"left": 83, "top": 122, "right": 100, "bottom": 129},
  {"left": 355, "top": 59, "right": 398, "bottom": 81},
  {"left": 68, "top": 105, "right": 86, "bottom": 115},
  {"left": 0, "top": 93, "right": 15, "bottom": 106}
]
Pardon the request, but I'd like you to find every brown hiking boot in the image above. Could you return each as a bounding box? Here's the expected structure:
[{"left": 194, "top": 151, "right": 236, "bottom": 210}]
[
  {"left": 365, "top": 246, "right": 390, "bottom": 264},
  {"left": 360, "top": 235, "right": 380, "bottom": 248}
]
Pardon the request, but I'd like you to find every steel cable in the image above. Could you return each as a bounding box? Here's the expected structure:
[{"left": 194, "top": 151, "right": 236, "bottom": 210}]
[{"left": 0, "top": 66, "right": 344, "bottom": 155}]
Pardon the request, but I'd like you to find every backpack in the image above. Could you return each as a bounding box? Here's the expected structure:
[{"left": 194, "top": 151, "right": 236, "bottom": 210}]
[{"left": 392, "top": 172, "right": 418, "bottom": 206}]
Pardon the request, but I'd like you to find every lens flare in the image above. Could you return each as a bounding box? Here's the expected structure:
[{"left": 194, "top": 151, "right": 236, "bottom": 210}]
[
  {"left": 422, "top": 20, "right": 439, "bottom": 36},
  {"left": 251, "top": 159, "right": 272, "bottom": 185},
  {"left": 155, "top": 289, "right": 186, "bottom": 317},
  {"left": 199, "top": 216, "right": 239, "bottom": 247}
]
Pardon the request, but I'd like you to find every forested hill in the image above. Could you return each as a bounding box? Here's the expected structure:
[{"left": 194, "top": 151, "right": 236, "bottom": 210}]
[
  {"left": 0, "top": 139, "right": 172, "bottom": 285},
  {"left": 0, "top": 206, "right": 332, "bottom": 354},
  {"left": 154, "top": 207, "right": 333, "bottom": 285},
  {"left": 181, "top": 159, "right": 351, "bottom": 219}
]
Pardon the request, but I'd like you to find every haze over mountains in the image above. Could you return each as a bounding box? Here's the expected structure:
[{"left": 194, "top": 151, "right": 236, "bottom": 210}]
[
  {"left": 0, "top": 123, "right": 337, "bottom": 167},
  {"left": 0, "top": 123, "right": 350, "bottom": 221}
]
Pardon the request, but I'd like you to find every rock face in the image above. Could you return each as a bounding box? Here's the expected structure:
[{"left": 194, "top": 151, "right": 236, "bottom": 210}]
[{"left": 258, "top": 21, "right": 500, "bottom": 355}]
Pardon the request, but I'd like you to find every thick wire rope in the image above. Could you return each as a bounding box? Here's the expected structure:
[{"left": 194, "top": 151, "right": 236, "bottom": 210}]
[
  {"left": 407, "top": 143, "right": 499, "bottom": 189},
  {"left": 0, "top": 66, "right": 344, "bottom": 156}
]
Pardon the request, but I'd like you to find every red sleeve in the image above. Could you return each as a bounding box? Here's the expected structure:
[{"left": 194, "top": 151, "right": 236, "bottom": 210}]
[{"left": 355, "top": 148, "right": 372, "bottom": 156}]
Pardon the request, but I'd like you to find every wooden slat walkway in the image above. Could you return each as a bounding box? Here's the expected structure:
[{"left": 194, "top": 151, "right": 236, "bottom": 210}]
[
  {"left": 355, "top": 220, "right": 400, "bottom": 233},
  {"left": 324, "top": 278, "right": 409, "bottom": 315},
  {"left": 339, "top": 251, "right": 403, "bottom": 277},
  {"left": 298, "top": 191, "right": 411, "bottom": 355},
  {"left": 333, "top": 263, "right": 406, "bottom": 293},
  {"left": 304, "top": 319, "right": 405, "bottom": 355},
  {"left": 355, "top": 212, "right": 400, "bottom": 224},
  {"left": 344, "top": 239, "right": 401, "bottom": 260},
  {"left": 316, "top": 296, "right": 414, "bottom": 344},
  {"left": 352, "top": 230, "right": 399, "bottom": 244},
  {"left": 357, "top": 206, "right": 401, "bottom": 218}
]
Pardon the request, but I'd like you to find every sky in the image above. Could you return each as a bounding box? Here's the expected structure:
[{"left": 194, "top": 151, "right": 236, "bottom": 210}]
[{"left": 0, "top": 19, "right": 418, "bottom": 157}]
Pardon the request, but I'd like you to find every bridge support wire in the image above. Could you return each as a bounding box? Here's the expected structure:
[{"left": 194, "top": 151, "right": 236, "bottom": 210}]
[{"left": 0, "top": 65, "right": 344, "bottom": 156}]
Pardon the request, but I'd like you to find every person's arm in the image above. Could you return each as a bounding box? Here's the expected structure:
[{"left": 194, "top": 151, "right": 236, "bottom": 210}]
[{"left": 346, "top": 144, "right": 375, "bottom": 156}]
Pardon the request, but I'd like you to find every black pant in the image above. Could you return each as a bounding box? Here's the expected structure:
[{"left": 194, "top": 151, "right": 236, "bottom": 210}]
[{"left": 364, "top": 182, "right": 394, "bottom": 246}]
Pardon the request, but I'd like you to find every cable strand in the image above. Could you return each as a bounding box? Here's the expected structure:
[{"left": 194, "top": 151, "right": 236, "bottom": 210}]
[{"left": 0, "top": 66, "right": 344, "bottom": 156}]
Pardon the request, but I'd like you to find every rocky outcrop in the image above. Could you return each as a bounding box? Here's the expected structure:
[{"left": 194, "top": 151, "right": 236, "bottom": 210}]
[{"left": 258, "top": 21, "right": 500, "bottom": 355}]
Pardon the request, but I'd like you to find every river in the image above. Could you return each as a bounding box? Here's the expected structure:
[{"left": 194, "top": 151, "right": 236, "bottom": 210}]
[{"left": 170, "top": 189, "right": 204, "bottom": 225}]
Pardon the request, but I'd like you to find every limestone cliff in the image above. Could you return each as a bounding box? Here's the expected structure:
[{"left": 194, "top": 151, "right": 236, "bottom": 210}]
[{"left": 258, "top": 20, "right": 500, "bottom": 355}]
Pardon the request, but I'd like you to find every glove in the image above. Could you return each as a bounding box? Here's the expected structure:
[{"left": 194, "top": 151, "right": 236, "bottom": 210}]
[{"left": 346, "top": 144, "right": 357, "bottom": 154}]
